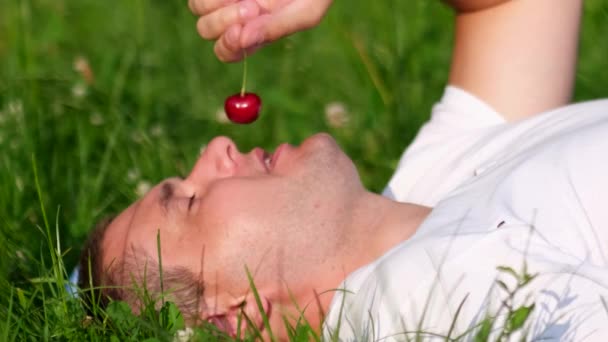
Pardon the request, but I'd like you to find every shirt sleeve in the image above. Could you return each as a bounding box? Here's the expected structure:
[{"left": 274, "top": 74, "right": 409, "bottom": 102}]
[{"left": 383, "top": 85, "right": 506, "bottom": 206}]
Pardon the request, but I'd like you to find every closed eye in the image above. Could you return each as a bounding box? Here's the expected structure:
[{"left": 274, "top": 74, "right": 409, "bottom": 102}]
[{"left": 188, "top": 193, "right": 196, "bottom": 210}]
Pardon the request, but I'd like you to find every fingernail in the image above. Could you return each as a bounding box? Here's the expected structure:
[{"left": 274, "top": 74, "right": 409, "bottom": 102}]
[
  {"left": 239, "top": 2, "right": 255, "bottom": 20},
  {"left": 239, "top": 4, "right": 249, "bottom": 19}
]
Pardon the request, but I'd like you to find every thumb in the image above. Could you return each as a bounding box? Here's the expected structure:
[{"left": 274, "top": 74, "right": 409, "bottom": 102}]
[{"left": 239, "top": 0, "right": 331, "bottom": 49}]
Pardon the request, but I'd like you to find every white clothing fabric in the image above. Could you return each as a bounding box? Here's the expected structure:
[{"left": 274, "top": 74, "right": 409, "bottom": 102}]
[
  {"left": 325, "top": 87, "right": 608, "bottom": 341},
  {"left": 382, "top": 86, "right": 506, "bottom": 206}
]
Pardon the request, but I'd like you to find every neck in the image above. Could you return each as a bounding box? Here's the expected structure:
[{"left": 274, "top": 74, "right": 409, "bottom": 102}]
[
  {"left": 343, "top": 191, "right": 431, "bottom": 269},
  {"left": 298, "top": 191, "right": 432, "bottom": 333}
]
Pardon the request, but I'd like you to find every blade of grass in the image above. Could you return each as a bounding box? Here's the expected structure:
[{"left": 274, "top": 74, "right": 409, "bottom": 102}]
[
  {"left": 445, "top": 293, "right": 469, "bottom": 341},
  {"left": 240, "top": 311, "right": 264, "bottom": 341},
  {"left": 4, "top": 286, "right": 14, "bottom": 341},
  {"left": 281, "top": 315, "right": 296, "bottom": 341},
  {"left": 245, "top": 266, "right": 276, "bottom": 342},
  {"left": 86, "top": 253, "right": 99, "bottom": 318},
  {"left": 235, "top": 308, "right": 244, "bottom": 340},
  {"left": 33, "top": 154, "right": 68, "bottom": 315},
  {"left": 329, "top": 288, "right": 350, "bottom": 342},
  {"left": 156, "top": 229, "right": 164, "bottom": 306},
  {"left": 54, "top": 206, "right": 69, "bottom": 308},
  {"left": 349, "top": 32, "right": 393, "bottom": 106}
]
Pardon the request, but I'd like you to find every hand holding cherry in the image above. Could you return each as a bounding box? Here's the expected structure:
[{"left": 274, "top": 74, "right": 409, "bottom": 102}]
[
  {"left": 191, "top": 0, "right": 334, "bottom": 123},
  {"left": 189, "top": 0, "right": 334, "bottom": 62}
]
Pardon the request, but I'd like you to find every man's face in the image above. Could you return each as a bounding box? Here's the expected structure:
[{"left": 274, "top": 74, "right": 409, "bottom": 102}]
[{"left": 102, "top": 133, "right": 364, "bottom": 320}]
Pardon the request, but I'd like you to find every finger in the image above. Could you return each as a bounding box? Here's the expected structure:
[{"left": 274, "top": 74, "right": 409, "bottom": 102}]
[
  {"left": 188, "top": 0, "right": 238, "bottom": 16},
  {"left": 214, "top": 26, "right": 265, "bottom": 62},
  {"left": 214, "top": 25, "right": 245, "bottom": 62},
  {"left": 253, "top": 0, "right": 282, "bottom": 12},
  {"left": 197, "top": 0, "right": 260, "bottom": 40},
  {"left": 240, "top": 0, "right": 332, "bottom": 48}
]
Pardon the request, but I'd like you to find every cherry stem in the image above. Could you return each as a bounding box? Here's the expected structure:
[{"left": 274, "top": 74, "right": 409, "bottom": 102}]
[{"left": 240, "top": 51, "right": 248, "bottom": 97}]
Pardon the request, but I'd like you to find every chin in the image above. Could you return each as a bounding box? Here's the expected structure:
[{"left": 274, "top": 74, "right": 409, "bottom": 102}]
[
  {"left": 300, "top": 133, "right": 346, "bottom": 162},
  {"left": 304, "top": 132, "right": 338, "bottom": 147},
  {"left": 300, "top": 133, "right": 362, "bottom": 188}
]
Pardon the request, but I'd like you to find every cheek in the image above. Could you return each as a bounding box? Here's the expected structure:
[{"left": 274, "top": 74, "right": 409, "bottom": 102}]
[
  {"left": 228, "top": 176, "right": 292, "bottom": 204},
  {"left": 197, "top": 182, "right": 280, "bottom": 239},
  {"left": 197, "top": 180, "right": 302, "bottom": 260},
  {"left": 196, "top": 190, "right": 279, "bottom": 281}
]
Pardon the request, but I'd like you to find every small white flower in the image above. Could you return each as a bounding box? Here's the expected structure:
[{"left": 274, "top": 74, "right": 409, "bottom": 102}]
[
  {"left": 81, "top": 315, "right": 94, "bottom": 328},
  {"left": 173, "top": 327, "right": 194, "bottom": 342},
  {"left": 89, "top": 112, "right": 104, "bottom": 126},
  {"left": 136, "top": 181, "right": 152, "bottom": 197},
  {"left": 324, "top": 101, "right": 350, "bottom": 128},
  {"left": 127, "top": 168, "right": 140, "bottom": 182},
  {"left": 215, "top": 107, "right": 230, "bottom": 124},
  {"left": 7, "top": 99, "right": 23, "bottom": 117},
  {"left": 72, "top": 82, "right": 87, "bottom": 99},
  {"left": 150, "top": 124, "right": 164, "bottom": 137}
]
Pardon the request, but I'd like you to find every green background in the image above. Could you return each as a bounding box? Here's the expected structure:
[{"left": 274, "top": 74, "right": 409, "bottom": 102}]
[{"left": 0, "top": 0, "right": 606, "bottom": 338}]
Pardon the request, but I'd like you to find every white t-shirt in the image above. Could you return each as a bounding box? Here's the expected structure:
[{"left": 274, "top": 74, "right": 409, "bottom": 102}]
[{"left": 324, "top": 87, "right": 608, "bottom": 341}]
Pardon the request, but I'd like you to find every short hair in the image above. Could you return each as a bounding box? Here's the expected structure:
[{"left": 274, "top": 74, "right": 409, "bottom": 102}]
[{"left": 78, "top": 216, "right": 205, "bottom": 322}]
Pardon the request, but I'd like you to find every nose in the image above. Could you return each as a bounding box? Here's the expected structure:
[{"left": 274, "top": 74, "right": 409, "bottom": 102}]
[{"left": 186, "top": 136, "right": 240, "bottom": 184}]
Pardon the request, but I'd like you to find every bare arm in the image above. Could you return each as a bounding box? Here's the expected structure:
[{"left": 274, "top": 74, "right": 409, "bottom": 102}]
[{"left": 445, "top": 0, "right": 583, "bottom": 121}]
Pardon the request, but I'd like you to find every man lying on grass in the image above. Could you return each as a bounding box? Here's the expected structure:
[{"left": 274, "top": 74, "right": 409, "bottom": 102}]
[{"left": 80, "top": 0, "right": 608, "bottom": 340}]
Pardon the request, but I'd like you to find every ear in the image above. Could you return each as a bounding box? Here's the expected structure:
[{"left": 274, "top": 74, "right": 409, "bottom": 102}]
[
  {"left": 203, "top": 294, "right": 272, "bottom": 337},
  {"left": 226, "top": 294, "right": 272, "bottom": 337}
]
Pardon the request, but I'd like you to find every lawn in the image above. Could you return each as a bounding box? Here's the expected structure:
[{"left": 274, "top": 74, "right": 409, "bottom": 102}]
[{"left": 0, "top": 0, "right": 607, "bottom": 340}]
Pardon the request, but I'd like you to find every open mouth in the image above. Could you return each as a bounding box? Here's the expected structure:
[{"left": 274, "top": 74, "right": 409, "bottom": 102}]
[{"left": 270, "top": 144, "right": 286, "bottom": 170}]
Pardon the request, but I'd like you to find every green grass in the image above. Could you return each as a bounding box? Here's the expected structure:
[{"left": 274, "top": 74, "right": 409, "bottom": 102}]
[{"left": 0, "top": 0, "right": 607, "bottom": 340}]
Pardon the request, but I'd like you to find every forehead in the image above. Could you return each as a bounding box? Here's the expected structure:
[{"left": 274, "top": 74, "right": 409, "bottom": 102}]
[{"left": 101, "top": 183, "right": 168, "bottom": 269}]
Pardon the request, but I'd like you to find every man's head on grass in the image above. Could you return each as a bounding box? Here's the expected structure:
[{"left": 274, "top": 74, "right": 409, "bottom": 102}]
[{"left": 82, "top": 133, "right": 376, "bottom": 337}]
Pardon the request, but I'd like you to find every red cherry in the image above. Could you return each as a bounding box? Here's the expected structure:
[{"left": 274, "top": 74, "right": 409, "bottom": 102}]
[{"left": 224, "top": 92, "right": 262, "bottom": 124}]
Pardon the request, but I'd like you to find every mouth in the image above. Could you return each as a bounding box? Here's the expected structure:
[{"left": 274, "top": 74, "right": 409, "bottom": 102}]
[
  {"left": 264, "top": 151, "right": 272, "bottom": 170},
  {"left": 270, "top": 144, "right": 286, "bottom": 170},
  {"left": 253, "top": 144, "right": 287, "bottom": 173},
  {"left": 254, "top": 148, "right": 272, "bottom": 172}
]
